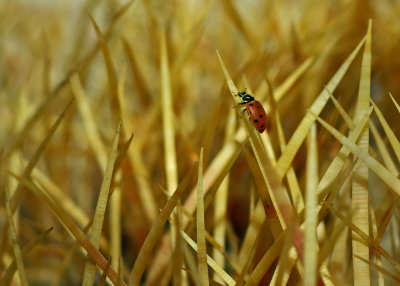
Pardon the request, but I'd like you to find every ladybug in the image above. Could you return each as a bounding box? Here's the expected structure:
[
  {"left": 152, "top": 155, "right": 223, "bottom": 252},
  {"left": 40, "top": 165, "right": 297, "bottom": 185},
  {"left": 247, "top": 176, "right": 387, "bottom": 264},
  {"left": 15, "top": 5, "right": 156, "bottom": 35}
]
[{"left": 237, "top": 91, "right": 268, "bottom": 133}]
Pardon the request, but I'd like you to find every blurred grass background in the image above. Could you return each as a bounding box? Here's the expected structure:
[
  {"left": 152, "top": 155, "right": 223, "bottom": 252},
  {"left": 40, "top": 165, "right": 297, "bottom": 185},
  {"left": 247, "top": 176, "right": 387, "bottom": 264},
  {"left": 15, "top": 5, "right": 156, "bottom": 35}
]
[{"left": 1, "top": 0, "right": 400, "bottom": 285}]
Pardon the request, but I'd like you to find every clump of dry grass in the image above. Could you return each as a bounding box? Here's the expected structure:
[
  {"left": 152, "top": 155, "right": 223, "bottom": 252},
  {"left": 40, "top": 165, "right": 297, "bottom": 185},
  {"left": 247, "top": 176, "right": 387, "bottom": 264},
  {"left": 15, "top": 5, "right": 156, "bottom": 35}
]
[{"left": 1, "top": 1, "right": 400, "bottom": 285}]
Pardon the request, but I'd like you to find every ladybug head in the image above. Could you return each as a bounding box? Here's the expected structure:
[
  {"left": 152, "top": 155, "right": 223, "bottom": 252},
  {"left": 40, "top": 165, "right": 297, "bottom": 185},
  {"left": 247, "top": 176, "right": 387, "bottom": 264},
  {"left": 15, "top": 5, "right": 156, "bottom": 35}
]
[{"left": 237, "top": 91, "right": 255, "bottom": 103}]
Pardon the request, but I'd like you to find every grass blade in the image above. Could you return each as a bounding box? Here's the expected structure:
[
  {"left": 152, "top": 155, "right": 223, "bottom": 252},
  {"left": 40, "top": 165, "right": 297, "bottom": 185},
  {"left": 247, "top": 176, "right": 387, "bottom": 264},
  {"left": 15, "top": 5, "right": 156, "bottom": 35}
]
[
  {"left": 4, "top": 188, "right": 29, "bottom": 286},
  {"left": 82, "top": 121, "right": 121, "bottom": 286},
  {"left": 8, "top": 173, "right": 127, "bottom": 286},
  {"left": 128, "top": 163, "right": 198, "bottom": 286},
  {"left": 1, "top": 227, "right": 52, "bottom": 286},
  {"left": 351, "top": 20, "right": 372, "bottom": 286},
  {"left": 310, "top": 111, "right": 400, "bottom": 197},
  {"left": 10, "top": 99, "right": 74, "bottom": 210},
  {"left": 304, "top": 124, "right": 318, "bottom": 286},
  {"left": 181, "top": 231, "right": 235, "bottom": 286},
  {"left": 196, "top": 148, "right": 209, "bottom": 285},
  {"left": 275, "top": 35, "right": 366, "bottom": 179}
]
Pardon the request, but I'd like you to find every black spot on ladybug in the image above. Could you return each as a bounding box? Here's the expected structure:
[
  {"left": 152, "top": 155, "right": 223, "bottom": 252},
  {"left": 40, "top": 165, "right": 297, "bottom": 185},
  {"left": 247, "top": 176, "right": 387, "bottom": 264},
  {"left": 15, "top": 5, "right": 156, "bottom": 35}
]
[
  {"left": 249, "top": 103, "right": 254, "bottom": 107},
  {"left": 259, "top": 114, "right": 263, "bottom": 117},
  {"left": 261, "top": 125, "right": 265, "bottom": 128},
  {"left": 254, "top": 119, "right": 259, "bottom": 123}
]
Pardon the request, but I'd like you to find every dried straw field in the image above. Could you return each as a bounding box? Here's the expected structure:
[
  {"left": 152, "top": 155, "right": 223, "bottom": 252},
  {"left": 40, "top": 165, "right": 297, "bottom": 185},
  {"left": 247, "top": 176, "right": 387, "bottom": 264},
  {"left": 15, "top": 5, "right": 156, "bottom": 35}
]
[{"left": 1, "top": 1, "right": 400, "bottom": 285}]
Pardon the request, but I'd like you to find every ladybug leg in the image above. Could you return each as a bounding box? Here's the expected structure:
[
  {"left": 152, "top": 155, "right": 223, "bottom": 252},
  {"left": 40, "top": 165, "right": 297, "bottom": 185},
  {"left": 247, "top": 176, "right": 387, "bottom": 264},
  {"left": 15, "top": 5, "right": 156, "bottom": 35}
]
[
  {"left": 232, "top": 105, "right": 247, "bottom": 117},
  {"left": 239, "top": 108, "right": 248, "bottom": 118},
  {"left": 232, "top": 103, "right": 245, "bottom": 110}
]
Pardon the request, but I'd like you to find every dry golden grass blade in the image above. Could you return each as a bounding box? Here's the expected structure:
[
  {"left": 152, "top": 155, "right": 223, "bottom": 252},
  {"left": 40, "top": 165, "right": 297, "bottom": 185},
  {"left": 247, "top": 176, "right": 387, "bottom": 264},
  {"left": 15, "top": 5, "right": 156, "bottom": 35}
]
[
  {"left": 77, "top": 1, "right": 136, "bottom": 80},
  {"left": 270, "top": 56, "right": 314, "bottom": 103},
  {"left": 121, "top": 38, "right": 152, "bottom": 105},
  {"left": 1, "top": 227, "right": 52, "bottom": 286},
  {"left": 221, "top": 0, "right": 254, "bottom": 45},
  {"left": 218, "top": 48, "right": 304, "bottom": 262},
  {"left": 351, "top": 19, "right": 372, "bottom": 286},
  {"left": 10, "top": 99, "right": 74, "bottom": 210},
  {"left": 269, "top": 246, "right": 301, "bottom": 286},
  {"left": 370, "top": 97, "right": 400, "bottom": 164},
  {"left": 1, "top": 96, "right": 72, "bottom": 169},
  {"left": 98, "top": 258, "right": 112, "bottom": 286},
  {"left": 181, "top": 231, "right": 235, "bottom": 286},
  {"left": 89, "top": 15, "right": 121, "bottom": 126},
  {"left": 124, "top": 137, "right": 158, "bottom": 223},
  {"left": 275, "top": 35, "right": 366, "bottom": 179},
  {"left": 310, "top": 111, "right": 400, "bottom": 197},
  {"left": 355, "top": 255, "right": 400, "bottom": 284},
  {"left": 375, "top": 197, "right": 398, "bottom": 246},
  {"left": 172, "top": 197, "right": 243, "bottom": 281},
  {"left": 216, "top": 51, "right": 238, "bottom": 94},
  {"left": 316, "top": 107, "right": 372, "bottom": 198},
  {"left": 212, "top": 108, "right": 235, "bottom": 283},
  {"left": 259, "top": 129, "right": 277, "bottom": 166},
  {"left": 28, "top": 162, "right": 90, "bottom": 227},
  {"left": 370, "top": 120, "right": 399, "bottom": 175},
  {"left": 4, "top": 188, "right": 29, "bottom": 286},
  {"left": 183, "top": 130, "right": 246, "bottom": 227},
  {"left": 160, "top": 28, "right": 178, "bottom": 196},
  {"left": 51, "top": 240, "right": 82, "bottom": 286},
  {"left": 7, "top": 174, "right": 125, "bottom": 286},
  {"left": 183, "top": 242, "right": 200, "bottom": 285},
  {"left": 171, "top": 210, "right": 184, "bottom": 286},
  {"left": 6, "top": 2, "right": 400, "bottom": 285},
  {"left": 323, "top": 201, "right": 400, "bottom": 273},
  {"left": 241, "top": 147, "right": 273, "bottom": 216},
  {"left": 217, "top": 51, "right": 285, "bottom": 221},
  {"left": 109, "top": 67, "right": 127, "bottom": 271},
  {"left": 389, "top": 92, "right": 400, "bottom": 114},
  {"left": 237, "top": 149, "right": 280, "bottom": 274},
  {"left": 240, "top": 147, "right": 297, "bottom": 281},
  {"left": 147, "top": 135, "right": 243, "bottom": 284},
  {"left": 70, "top": 74, "right": 107, "bottom": 170},
  {"left": 369, "top": 200, "right": 384, "bottom": 286},
  {"left": 160, "top": 28, "right": 180, "bottom": 284},
  {"left": 238, "top": 200, "right": 265, "bottom": 266},
  {"left": 171, "top": 0, "right": 214, "bottom": 76},
  {"left": 325, "top": 173, "right": 351, "bottom": 276},
  {"left": 304, "top": 123, "right": 318, "bottom": 286},
  {"left": 114, "top": 133, "right": 134, "bottom": 171},
  {"left": 0, "top": 1, "right": 134, "bottom": 166},
  {"left": 82, "top": 121, "right": 121, "bottom": 286},
  {"left": 128, "top": 164, "right": 197, "bottom": 286},
  {"left": 41, "top": 33, "right": 51, "bottom": 96},
  {"left": 265, "top": 78, "right": 303, "bottom": 213},
  {"left": 204, "top": 231, "right": 242, "bottom": 275},
  {"left": 319, "top": 218, "right": 346, "bottom": 266},
  {"left": 326, "top": 86, "right": 355, "bottom": 130},
  {"left": 119, "top": 99, "right": 158, "bottom": 224},
  {"left": 273, "top": 222, "right": 297, "bottom": 286},
  {"left": 201, "top": 94, "right": 224, "bottom": 169},
  {"left": 196, "top": 148, "right": 209, "bottom": 286},
  {"left": 65, "top": 0, "right": 97, "bottom": 61},
  {"left": 246, "top": 231, "right": 284, "bottom": 286},
  {"left": 235, "top": 240, "right": 257, "bottom": 286}
]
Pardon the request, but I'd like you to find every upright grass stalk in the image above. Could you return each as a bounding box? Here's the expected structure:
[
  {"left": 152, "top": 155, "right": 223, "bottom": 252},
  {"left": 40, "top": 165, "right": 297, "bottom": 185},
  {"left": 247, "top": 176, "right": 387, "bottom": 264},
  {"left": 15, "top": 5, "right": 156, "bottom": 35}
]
[
  {"left": 304, "top": 123, "right": 318, "bottom": 286},
  {"left": 5, "top": 188, "right": 28, "bottom": 286},
  {"left": 196, "top": 148, "right": 209, "bottom": 286},
  {"left": 351, "top": 20, "right": 371, "bottom": 286},
  {"left": 82, "top": 122, "right": 121, "bottom": 286}
]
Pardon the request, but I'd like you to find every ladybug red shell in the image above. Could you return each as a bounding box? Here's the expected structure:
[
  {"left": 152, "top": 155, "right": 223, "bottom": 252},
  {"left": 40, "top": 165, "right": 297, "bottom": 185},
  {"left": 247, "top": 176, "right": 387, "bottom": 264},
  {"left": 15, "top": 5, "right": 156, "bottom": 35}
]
[{"left": 237, "top": 91, "right": 268, "bottom": 133}]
